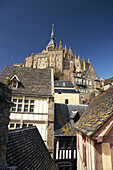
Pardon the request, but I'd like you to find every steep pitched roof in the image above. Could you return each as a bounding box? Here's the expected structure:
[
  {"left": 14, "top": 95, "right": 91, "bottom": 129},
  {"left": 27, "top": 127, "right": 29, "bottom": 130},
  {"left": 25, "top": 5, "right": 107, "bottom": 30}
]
[
  {"left": 0, "top": 66, "right": 52, "bottom": 97},
  {"left": 6, "top": 127, "right": 57, "bottom": 170},
  {"left": 75, "top": 86, "right": 113, "bottom": 137},
  {"left": 54, "top": 81, "right": 74, "bottom": 88},
  {"left": 54, "top": 104, "right": 88, "bottom": 136}
]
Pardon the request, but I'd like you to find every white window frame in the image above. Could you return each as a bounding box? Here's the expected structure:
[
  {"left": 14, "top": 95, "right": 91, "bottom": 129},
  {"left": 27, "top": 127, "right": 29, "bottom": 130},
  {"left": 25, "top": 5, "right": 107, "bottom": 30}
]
[{"left": 11, "top": 98, "right": 35, "bottom": 113}]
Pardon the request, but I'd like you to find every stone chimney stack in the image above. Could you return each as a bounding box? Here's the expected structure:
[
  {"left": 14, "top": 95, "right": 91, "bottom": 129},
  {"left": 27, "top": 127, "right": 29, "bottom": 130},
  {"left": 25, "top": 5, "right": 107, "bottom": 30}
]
[{"left": 0, "top": 82, "right": 12, "bottom": 170}]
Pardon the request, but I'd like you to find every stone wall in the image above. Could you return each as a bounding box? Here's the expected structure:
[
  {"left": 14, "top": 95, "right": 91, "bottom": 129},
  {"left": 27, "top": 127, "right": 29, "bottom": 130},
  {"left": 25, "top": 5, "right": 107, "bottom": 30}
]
[
  {"left": 0, "top": 82, "right": 12, "bottom": 170},
  {"left": 47, "top": 97, "right": 54, "bottom": 157}
]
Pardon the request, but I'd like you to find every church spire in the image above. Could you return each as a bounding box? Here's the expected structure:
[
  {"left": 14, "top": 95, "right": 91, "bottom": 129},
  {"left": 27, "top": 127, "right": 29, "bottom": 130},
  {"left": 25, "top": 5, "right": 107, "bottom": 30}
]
[
  {"left": 51, "top": 24, "right": 54, "bottom": 40},
  {"left": 47, "top": 24, "right": 55, "bottom": 48}
]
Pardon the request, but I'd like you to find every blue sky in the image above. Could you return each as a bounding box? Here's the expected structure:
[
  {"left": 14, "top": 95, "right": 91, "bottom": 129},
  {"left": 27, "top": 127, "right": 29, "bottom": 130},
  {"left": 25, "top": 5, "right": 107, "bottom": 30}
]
[{"left": 0, "top": 0, "right": 113, "bottom": 79}]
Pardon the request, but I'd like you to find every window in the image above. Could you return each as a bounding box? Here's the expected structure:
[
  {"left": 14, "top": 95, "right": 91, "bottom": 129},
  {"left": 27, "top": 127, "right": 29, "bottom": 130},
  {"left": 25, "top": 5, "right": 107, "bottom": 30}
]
[
  {"left": 17, "top": 104, "right": 22, "bottom": 112},
  {"left": 28, "top": 124, "right": 33, "bottom": 127},
  {"left": 16, "top": 124, "right": 20, "bottom": 128},
  {"left": 12, "top": 104, "right": 16, "bottom": 112},
  {"left": 58, "top": 91, "right": 62, "bottom": 94},
  {"left": 23, "top": 124, "right": 27, "bottom": 128},
  {"left": 24, "top": 105, "right": 29, "bottom": 112},
  {"left": 87, "top": 80, "right": 91, "bottom": 86},
  {"left": 13, "top": 99, "right": 17, "bottom": 102},
  {"left": 12, "top": 78, "right": 19, "bottom": 89},
  {"left": 65, "top": 99, "right": 68, "bottom": 104},
  {"left": 30, "top": 105, "right": 34, "bottom": 113},
  {"left": 30, "top": 100, "right": 34, "bottom": 103},
  {"left": 10, "top": 123, "right": 14, "bottom": 128},
  {"left": 25, "top": 100, "right": 29, "bottom": 103},
  {"left": 11, "top": 98, "right": 35, "bottom": 113},
  {"left": 12, "top": 80, "right": 17, "bottom": 88},
  {"left": 18, "top": 99, "right": 23, "bottom": 103}
]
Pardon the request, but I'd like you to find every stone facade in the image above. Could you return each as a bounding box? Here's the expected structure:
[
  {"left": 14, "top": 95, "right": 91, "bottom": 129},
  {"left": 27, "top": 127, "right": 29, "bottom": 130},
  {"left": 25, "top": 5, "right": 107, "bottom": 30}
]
[
  {"left": 0, "top": 82, "right": 12, "bottom": 170},
  {"left": 22, "top": 25, "right": 74, "bottom": 78},
  {"left": 47, "top": 97, "right": 54, "bottom": 157},
  {"left": 22, "top": 25, "right": 98, "bottom": 84},
  {"left": 73, "top": 64, "right": 100, "bottom": 103}
]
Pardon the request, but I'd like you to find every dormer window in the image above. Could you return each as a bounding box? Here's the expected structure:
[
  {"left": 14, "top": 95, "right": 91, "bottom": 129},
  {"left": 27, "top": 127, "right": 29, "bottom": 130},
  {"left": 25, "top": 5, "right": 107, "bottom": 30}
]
[
  {"left": 70, "top": 111, "right": 81, "bottom": 123},
  {"left": 58, "top": 90, "right": 62, "bottom": 94},
  {"left": 12, "top": 79, "right": 18, "bottom": 89},
  {"left": 11, "top": 75, "right": 20, "bottom": 89}
]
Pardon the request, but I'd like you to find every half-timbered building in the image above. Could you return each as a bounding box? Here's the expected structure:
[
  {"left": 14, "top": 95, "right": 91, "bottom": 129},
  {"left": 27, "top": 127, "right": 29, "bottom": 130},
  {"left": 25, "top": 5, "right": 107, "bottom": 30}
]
[
  {"left": 75, "top": 86, "right": 113, "bottom": 170},
  {"left": 0, "top": 65, "right": 54, "bottom": 155}
]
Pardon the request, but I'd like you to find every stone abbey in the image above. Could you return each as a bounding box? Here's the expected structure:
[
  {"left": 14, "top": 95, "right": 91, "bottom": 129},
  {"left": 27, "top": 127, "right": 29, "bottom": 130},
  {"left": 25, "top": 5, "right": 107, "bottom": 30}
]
[
  {"left": 23, "top": 25, "right": 92, "bottom": 76},
  {"left": 14, "top": 25, "right": 100, "bottom": 103}
]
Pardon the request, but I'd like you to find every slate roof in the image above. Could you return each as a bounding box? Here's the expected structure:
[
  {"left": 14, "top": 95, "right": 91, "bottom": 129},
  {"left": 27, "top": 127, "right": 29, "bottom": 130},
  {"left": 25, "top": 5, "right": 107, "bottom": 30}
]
[
  {"left": 6, "top": 127, "right": 57, "bottom": 170},
  {"left": 0, "top": 66, "right": 52, "bottom": 97},
  {"left": 55, "top": 89, "right": 79, "bottom": 93},
  {"left": 54, "top": 104, "right": 88, "bottom": 136},
  {"left": 54, "top": 81, "right": 74, "bottom": 87},
  {"left": 75, "top": 86, "right": 113, "bottom": 137}
]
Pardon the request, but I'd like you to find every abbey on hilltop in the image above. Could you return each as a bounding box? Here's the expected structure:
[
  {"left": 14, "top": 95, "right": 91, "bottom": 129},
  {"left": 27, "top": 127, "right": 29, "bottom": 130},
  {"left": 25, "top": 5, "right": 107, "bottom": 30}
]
[
  {"left": 14, "top": 25, "right": 101, "bottom": 103},
  {"left": 16, "top": 25, "right": 92, "bottom": 76}
]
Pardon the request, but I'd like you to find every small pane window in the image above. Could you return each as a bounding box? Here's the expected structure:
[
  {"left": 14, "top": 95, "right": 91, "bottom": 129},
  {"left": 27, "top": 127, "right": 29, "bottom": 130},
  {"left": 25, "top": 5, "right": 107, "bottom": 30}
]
[
  {"left": 16, "top": 124, "right": 20, "bottom": 128},
  {"left": 28, "top": 124, "right": 33, "bottom": 127},
  {"left": 12, "top": 104, "right": 16, "bottom": 112},
  {"left": 30, "top": 100, "right": 34, "bottom": 103},
  {"left": 25, "top": 100, "right": 29, "bottom": 103},
  {"left": 17, "top": 104, "right": 22, "bottom": 112},
  {"left": 10, "top": 123, "right": 14, "bottom": 128},
  {"left": 13, "top": 99, "right": 17, "bottom": 102},
  {"left": 24, "top": 105, "right": 28, "bottom": 112},
  {"left": 23, "top": 124, "right": 27, "bottom": 128},
  {"left": 18, "top": 99, "right": 23, "bottom": 103},
  {"left": 30, "top": 105, "right": 34, "bottom": 113}
]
